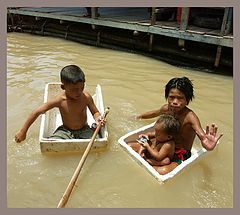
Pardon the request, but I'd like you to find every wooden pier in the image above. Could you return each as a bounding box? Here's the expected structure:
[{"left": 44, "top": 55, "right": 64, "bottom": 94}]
[{"left": 7, "top": 7, "right": 233, "bottom": 68}]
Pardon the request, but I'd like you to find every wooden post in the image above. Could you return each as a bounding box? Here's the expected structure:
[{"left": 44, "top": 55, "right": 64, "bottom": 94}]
[
  {"left": 41, "top": 19, "right": 47, "bottom": 35},
  {"left": 91, "top": 7, "right": 98, "bottom": 30},
  {"left": 149, "top": 7, "right": 156, "bottom": 52},
  {"left": 96, "top": 31, "right": 101, "bottom": 46},
  {"left": 8, "top": 8, "right": 15, "bottom": 26},
  {"left": 178, "top": 7, "right": 190, "bottom": 50},
  {"left": 65, "top": 25, "right": 70, "bottom": 40},
  {"left": 214, "top": 7, "right": 230, "bottom": 67},
  {"left": 91, "top": 7, "right": 98, "bottom": 18},
  {"left": 225, "top": 7, "right": 233, "bottom": 35},
  {"left": 150, "top": 7, "right": 156, "bottom": 25}
]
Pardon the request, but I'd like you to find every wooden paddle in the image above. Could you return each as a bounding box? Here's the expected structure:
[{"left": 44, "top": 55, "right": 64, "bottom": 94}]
[{"left": 57, "top": 107, "right": 110, "bottom": 208}]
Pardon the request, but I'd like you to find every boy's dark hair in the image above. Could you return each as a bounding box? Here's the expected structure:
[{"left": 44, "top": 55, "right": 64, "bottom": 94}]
[
  {"left": 155, "top": 114, "right": 180, "bottom": 136},
  {"left": 60, "top": 65, "right": 85, "bottom": 84},
  {"left": 165, "top": 77, "right": 194, "bottom": 104}
]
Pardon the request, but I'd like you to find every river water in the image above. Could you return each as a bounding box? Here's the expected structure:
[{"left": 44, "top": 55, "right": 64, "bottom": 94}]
[{"left": 7, "top": 32, "right": 233, "bottom": 208}]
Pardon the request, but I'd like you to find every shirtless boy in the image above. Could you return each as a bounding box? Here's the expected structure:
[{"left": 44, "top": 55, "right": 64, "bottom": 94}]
[
  {"left": 128, "top": 114, "right": 180, "bottom": 167},
  {"left": 136, "top": 77, "right": 223, "bottom": 174},
  {"left": 15, "top": 65, "right": 105, "bottom": 143}
]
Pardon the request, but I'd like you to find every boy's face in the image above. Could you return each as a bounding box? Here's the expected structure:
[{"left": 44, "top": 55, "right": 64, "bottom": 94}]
[
  {"left": 154, "top": 122, "right": 171, "bottom": 143},
  {"left": 61, "top": 82, "right": 85, "bottom": 100},
  {"left": 167, "top": 88, "right": 188, "bottom": 114}
]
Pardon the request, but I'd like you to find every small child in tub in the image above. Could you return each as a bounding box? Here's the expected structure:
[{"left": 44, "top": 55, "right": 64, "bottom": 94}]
[{"left": 128, "top": 114, "right": 180, "bottom": 169}]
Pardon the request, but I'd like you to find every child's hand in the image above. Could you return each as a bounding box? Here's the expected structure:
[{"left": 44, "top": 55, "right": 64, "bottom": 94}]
[
  {"left": 15, "top": 131, "right": 26, "bottom": 143},
  {"left": 138, "top": 147, "right": 147, "bottom": 158},
  {"left": 137, "top": 135, "right": 149, "bottom": 148},
  {"left": 134, "top": 114, "right": 142, "bottom": 120},
  {"left": 138, "top": 133, "right": 149, "bottom": 140},
  {"left": 201, "top": 123, "right": 223, "bottom": 151},
  {"left": 96, "top": 116, "right": 106, "bottom": 126},
  {"left": 141, "top": 142, "right": 149, "bottom": 148}
]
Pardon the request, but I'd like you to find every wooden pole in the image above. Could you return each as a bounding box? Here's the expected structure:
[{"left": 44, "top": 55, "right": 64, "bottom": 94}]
[
  {"left": 178, "top": 7, "right": 190, "bottom": 50},
  {"left": 149, "top": 7, "right": 156, "bottom": 52},
  {"left": 57, "top": 107, "right": 110, "bottom": 208},
  {"left": 91, "top": 7, "right": 98, "bottom": 30},
  {"left": 214, "top": 7, "right": 230, "bottom": 67}
]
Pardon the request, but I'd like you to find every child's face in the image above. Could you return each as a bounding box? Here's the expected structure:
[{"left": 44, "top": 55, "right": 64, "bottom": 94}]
[
  {"left": 62, "top": 82, "right": 85, "bottom": 100},
  {"left": 167, "top": 88, "right": 188, "bottom": 114},
  {"left": 154, "top": 122, "right": 171, "bottom": 143}
]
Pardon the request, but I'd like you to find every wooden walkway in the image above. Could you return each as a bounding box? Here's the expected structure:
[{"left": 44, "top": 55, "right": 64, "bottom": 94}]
[{"left": 8, "top": 7, "right": 233, "bottom": 48}]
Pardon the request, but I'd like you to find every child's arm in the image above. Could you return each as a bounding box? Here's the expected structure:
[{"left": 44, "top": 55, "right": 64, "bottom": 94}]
[
  {"left": 15, "top": 99, "right": 59, "bottom": 143},
  {"left": 141, "top": 142, "right": 173, "bottom": 162},
  {"left": 136, "top": 104, "right": 168, "bottom": 120},
  {"left": 146, "top": 158, "right": 163, "bottom": 166},
  {"left": 86, "top": 93, "right": 106, "bottom": 126},
  {"left": 136, "top": 108, "right": 161, "bottom": 120},
  {"left": 93, "top": 111, "right": 105, "bottom": 126}
]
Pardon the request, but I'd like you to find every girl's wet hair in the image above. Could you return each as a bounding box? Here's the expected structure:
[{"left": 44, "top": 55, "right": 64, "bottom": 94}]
[
  {"left": 60, "top": 65, "right": 85, "bottom": 84},
  {"left": 165, "top": 77, "right": 194, "bottom": 104}
]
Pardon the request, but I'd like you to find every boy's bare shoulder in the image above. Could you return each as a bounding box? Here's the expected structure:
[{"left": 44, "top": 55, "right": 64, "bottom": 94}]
[
  {"left": 184, "top": 108, "right": 199, "bottom": 122},
  {"left": 160, "top": 104, "right": 169, "bottom": 112},
  {"left": 83, "top": 91, "right": 94, "bottom": 101},
  {"left": 185, "top": 107, "right": 196, "bottom": 116},
  {"left": 47, "top": 92, "right": 66, "bottom": 106},
  {"left": 83, "top": 91, "right": 91, "bottom": 97}
]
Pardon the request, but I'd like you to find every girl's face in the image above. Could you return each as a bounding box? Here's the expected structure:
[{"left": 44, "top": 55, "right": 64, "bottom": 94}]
[
  {"left": 61, "top": 82, "right": 85, "bottom": 100},
  {"left": 167, "top": 88, "right": 188, "bottom": 113}
]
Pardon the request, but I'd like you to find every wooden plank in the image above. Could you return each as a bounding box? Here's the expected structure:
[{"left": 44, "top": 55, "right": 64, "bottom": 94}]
[
  {"left": 186, "top": 30, "right": 205, "bottom": 35},
  {"left": 156, "top": 22, "right": 179, "bottom": 29},
  {"left": 150, "top": 26, "right": 233, "bottom": 47},
  {"left": 8, "top": 8, "right": 233, "bottom": 48},
  {"left": 19, "top": 7, "right": 84, "bottom": 14}
]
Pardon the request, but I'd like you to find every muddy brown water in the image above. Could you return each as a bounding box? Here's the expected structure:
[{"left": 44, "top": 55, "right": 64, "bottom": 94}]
[{"left": 7, "top": 32, "right": 233, "bottom": 208}]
